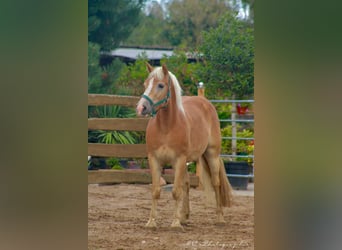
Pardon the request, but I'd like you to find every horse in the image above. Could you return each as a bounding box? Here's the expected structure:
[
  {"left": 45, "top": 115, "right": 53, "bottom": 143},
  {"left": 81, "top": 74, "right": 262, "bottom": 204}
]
[{"left": 136, "top": 63, "right": 233, "bottom": 231}]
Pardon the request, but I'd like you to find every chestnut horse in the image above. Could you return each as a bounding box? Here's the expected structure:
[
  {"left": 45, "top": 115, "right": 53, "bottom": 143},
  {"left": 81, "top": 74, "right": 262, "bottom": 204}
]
[{"left": 136, "top": 63, "right": 233, "bottom": 231}]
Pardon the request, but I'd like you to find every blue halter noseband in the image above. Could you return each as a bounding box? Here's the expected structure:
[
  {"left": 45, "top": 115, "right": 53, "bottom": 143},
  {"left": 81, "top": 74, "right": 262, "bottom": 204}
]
[{"left": 142, "top": 77, "right": 171, "bottom": 116}]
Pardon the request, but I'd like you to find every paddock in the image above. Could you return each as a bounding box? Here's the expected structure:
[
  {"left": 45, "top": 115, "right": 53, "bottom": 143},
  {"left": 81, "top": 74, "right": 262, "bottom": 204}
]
[
  {"left": 88, "top": 183, "right": 254, "bottom": 249},
  {"left": 88, "top": 93, "right": 254, "bottom": 249}
]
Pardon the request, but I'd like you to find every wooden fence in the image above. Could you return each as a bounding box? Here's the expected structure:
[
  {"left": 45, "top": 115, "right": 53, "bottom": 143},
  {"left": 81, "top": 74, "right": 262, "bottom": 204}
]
[
  {"left": 88, "top": 93, "right": 199, "bottom": 187},
  {"left": 88, "top": 94, "right": 149, "bottom": 158}
]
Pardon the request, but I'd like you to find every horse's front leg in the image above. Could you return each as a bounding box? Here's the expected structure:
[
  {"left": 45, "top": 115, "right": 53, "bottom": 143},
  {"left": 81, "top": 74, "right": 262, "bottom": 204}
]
[
  {"left": 171, "top": 156, "right": 187, "bottom": 231},
  {"left": 146, "top": 155, "right": 161, "bottom": 230}
]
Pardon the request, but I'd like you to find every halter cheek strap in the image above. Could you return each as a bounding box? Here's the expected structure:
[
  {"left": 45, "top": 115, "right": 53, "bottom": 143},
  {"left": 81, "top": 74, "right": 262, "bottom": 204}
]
[{"left": 142, "top": 77, "right": 171, "bottom": 116}]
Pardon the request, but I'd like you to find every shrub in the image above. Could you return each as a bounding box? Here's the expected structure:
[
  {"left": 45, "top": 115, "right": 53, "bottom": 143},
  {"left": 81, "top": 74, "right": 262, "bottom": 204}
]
[
  {"left": 106, "top": 158, "right": 124, "bottom": 170},
  {"left": 221, "top": 125, "right": 254, "bottom": 163}
]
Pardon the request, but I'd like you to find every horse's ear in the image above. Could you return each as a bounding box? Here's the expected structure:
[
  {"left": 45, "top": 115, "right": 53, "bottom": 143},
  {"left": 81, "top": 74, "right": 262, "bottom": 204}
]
[
  {"left": 162, "top": 64, "right": 169, "bottom": 76},
  {"left": 146, "top": 62, "right": 154, "bottom": 73}
]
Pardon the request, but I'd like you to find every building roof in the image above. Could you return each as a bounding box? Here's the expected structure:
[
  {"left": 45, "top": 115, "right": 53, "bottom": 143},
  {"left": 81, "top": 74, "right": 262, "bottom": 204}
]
[{"left": 105, "top": 47, "right": 174, "bottom": 60}]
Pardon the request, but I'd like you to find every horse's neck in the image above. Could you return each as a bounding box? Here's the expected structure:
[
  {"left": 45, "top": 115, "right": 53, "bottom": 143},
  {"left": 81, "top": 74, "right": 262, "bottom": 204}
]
[
  {"left": 157, "top": 105, "right": 184, "bottom": 129},
  {"left": 156, "top": 86, "right": 185, "bottom": 132}
]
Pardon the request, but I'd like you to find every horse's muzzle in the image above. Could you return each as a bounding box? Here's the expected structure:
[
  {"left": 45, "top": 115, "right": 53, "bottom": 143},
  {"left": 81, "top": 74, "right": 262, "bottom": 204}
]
[{"left": 136, "top": 99, "right": 152, "bottom": 116}]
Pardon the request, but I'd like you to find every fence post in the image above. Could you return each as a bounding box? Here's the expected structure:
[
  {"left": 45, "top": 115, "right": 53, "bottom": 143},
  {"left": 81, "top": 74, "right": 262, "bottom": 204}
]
[
  {"left": 231, "top": 96, "right": 237, "bottom": 158},
  {"left": 196, "top": 82, "right": 205, "bottom": 189},
  {"left": 197, "top": 82, "right": 205, "bottom": 97}
]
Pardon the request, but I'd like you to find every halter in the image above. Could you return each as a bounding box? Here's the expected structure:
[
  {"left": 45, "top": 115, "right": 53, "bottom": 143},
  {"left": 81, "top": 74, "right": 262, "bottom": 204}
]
[{"left": 142, "top": 77, "right": 171, "bottom": 116}]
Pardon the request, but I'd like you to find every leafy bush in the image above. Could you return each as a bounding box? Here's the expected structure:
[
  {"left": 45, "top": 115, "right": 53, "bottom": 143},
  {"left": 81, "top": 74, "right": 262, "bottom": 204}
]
[
  {"left": 198, "top": 12, "right": 254, "bottom": 99},
  {"left": 114, "top": 51, "right": 201, "bottom": 97},
  {"left": 106, "top": 158, "right": 124, "bottom": 170},
  {"left": 88, "top": 105, "right": 141, "bottom": 144},
  {"left": 221, "top": 125, "right": 254, "bottom": 163},
  {"left": 215, "top": 103, "right": 232, "bottom": 119},
  {"left": 187, "top": 162, "right": 196, "bottom": 174},
  {"left": 114, "top": 54, "right": 149, "bottom": 96},
  {"left": 160, "top": 51, "right": 200, "bottom": 96}
]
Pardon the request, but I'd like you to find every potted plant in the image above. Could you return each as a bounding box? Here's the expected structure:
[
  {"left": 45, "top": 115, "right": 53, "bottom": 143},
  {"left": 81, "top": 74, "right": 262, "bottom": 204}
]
[{"left": 221, "top": 125, "right": 254, "bottom": 190}]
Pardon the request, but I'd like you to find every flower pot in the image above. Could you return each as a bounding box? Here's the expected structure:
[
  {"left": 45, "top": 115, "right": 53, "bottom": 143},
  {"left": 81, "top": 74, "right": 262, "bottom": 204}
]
[
  {"left": 164, "top": 168, "right": 176, "bottom": 175},
  {"left": 127, "top": 160, "right": 140, "bottom": 169},
  {"left": 236, "top": 105, "right": 248, "bottom": 115},
  {"left": 88, "top": 157, "right": 110, "bottom": 170},
  {"left": 119, "top": 159, "right": 129, "bottom": 168},
  {"left": 224, "top": 161, "right": 251, "bottom": 190}
]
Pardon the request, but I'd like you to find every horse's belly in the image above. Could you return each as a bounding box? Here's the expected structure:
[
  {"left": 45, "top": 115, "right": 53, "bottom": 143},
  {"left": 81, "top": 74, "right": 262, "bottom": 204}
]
[
  {"left": 187, "top": 150, "right": 205, "bottom": 162},
  {"left": 154, "top": 145, "right": 177, "bottom": 164},
  {"left": 154, "top": 146, "right": 205, "bottom": 167}
]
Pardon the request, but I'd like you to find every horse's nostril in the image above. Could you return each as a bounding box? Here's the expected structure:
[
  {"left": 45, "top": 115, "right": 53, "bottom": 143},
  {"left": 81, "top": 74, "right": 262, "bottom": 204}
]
[{"left": 143, "top": 105, "right": 147, "bottom": 111}]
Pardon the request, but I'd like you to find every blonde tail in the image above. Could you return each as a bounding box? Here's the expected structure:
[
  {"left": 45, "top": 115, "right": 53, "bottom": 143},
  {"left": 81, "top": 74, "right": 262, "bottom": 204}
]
[
  {"left": 197, "top": 156, "right": 216, "bottom": 206},
  {"left": 198, "top": 157, "right": 233, "bottom": 207},
  {"left": 219, "top": 158, "right": 233, "bottom": 207}
]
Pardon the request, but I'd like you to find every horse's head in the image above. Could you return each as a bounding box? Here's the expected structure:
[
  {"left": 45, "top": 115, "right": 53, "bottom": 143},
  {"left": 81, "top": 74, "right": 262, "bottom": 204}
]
[{"left": 136, "top": 63, "right": 171, "bottom": 116}]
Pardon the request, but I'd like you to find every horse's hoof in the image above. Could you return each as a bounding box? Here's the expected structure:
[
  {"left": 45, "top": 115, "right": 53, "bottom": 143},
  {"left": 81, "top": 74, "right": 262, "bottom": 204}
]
[
  {"left": 180, "top": 218, "right": 189, "bottom": 226},
  {"left": 180, "top": 214, "right": 189, "bottom": 224},
  {"left": 171, "top": 220, "right": 185, "bottom": 232},
  {"left": 145, "top": 219, "right": 157, "bottom": 230},
  {"left": 171, "top": 225, "right": 185, "bottom": 232},
  {"left": 180, "top": 219, "right": 188, "bottom": 225}
]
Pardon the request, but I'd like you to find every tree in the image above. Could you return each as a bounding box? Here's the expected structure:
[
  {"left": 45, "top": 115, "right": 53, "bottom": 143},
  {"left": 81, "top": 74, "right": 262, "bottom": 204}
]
[
  {"left": 164, "top": 0, "right": 231, "bottom": 49},
  {"left": 239, "top": 0, "right": 254, "bottom": 22},
  {"left": 88, "top": 41, "right": 125, "bottom": 94},
  {"left": 88, "top": 42, "right": 105, "bottom": 93},
  {"left": 88, "top": 0, "right": 146, "bottom": 51},
  {"left": 124, "top": 1, "right": 171, "bottom": 47},
  {"left": 198, "top": 12, "right": 254, "bottom": 99},
  {"left": 88, "top": 0, "right": 147, "bottom": 94},
  {"left": 229, "top": 0, "right": 254, "bottom": 23}
]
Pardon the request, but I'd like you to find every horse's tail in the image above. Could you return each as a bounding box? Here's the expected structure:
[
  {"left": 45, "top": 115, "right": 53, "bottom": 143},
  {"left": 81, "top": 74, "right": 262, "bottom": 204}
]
[
  {"left": 218, "top": 158, "right": 233, "bottom": 207},
  {"left": 198, "top": 156, "right": 233, "bottom": 207}
]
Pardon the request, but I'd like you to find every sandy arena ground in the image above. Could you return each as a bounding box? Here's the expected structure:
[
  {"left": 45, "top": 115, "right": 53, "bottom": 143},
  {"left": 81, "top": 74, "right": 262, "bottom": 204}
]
[{"left": 88, "top": 183, "right": 254, "bottom": 250}]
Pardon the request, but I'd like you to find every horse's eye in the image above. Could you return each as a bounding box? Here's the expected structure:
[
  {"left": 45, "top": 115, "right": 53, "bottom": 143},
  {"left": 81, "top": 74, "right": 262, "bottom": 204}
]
[{"left": 157, "top": 83, "right": 164, "bottom": 89}]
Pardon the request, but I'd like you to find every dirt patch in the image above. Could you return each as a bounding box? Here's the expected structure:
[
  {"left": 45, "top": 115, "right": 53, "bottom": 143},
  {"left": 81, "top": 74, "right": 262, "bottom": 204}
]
[{"left": 88, "top": 184, "right": 254, "bottom": 249}]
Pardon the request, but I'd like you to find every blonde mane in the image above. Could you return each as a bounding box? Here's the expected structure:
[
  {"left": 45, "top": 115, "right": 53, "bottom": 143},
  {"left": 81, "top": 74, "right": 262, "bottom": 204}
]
[{"left": 149, "top": 67, "right": 184, "bottom": 114}]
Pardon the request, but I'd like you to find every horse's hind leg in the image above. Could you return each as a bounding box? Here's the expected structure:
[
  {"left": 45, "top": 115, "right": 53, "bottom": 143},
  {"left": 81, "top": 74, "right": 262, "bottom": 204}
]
[
  {"left": 146, "top": 155, "right": 161, "bottom": 229},
  {"left": 180, "top": 169, "right": 190, "bottom": 224},
  {"left": 204, "top": 153, "right": 226, "bottom": 225}
]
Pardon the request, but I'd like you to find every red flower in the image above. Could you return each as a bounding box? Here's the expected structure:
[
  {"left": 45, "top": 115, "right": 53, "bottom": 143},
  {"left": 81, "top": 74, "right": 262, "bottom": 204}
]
[{"left": 237, "top": 105, "right": 248, "bottom": 114}]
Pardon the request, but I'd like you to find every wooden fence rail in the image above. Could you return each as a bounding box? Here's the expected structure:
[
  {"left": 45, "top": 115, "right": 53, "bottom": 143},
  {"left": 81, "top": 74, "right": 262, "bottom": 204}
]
[
  {"left": 88, "top": 118, "right": 149, "bottom": 131},
  {"left": 88, "top": 94, "right": 140, "bottom": 107},
  {"left": 88, "top": 94, "right": 149, "bottom": 158},
  {"left": 88, "top": 170, "right": 199, "bottom": 187},
  {"left": 88, "top": 143, "right": 147, "bottom": 158}
]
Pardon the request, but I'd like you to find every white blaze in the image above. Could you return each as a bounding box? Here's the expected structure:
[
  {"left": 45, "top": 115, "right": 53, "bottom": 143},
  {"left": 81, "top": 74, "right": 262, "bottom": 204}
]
[{"left": 143, "top": 77, "right": 154, "bottom": 96}]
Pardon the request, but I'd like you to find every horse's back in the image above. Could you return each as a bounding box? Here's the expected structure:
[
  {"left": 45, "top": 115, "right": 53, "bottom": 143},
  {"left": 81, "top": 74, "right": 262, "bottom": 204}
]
[
  {"left": 182, "top": 96, "right": 219, "bottom": 126},
  {"left": 182, "top": 96, "right": 221, "bottom": 153}
]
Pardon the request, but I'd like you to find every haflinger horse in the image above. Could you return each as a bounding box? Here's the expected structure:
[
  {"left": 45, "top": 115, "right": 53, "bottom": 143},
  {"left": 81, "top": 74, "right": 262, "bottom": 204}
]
[{"left": 136, "top": 63, "right": 233, "bottom": 231}]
